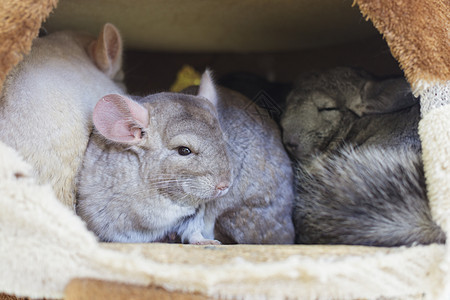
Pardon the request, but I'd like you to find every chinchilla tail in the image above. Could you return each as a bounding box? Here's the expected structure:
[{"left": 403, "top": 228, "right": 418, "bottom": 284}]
[{"left": 294, "top": 145, "right": 446, "bottom": 247}]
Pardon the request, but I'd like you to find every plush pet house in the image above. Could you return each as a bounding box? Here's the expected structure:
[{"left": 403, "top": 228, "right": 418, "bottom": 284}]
[{"left": 0, "top": 0, "right": 449, "bottom": 299}]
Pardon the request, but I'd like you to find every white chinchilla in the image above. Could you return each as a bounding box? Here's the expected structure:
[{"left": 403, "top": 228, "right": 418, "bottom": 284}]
[{"left": 0, "top": 23, "right": 125, "bottom": 208}]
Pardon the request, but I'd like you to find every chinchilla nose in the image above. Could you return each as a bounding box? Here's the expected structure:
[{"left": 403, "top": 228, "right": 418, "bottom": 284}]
[
  {"left": 214, "top": 180, "right": 231, "bottom": 197},
  {"left": 284, "top": 140, "right": 299, "bottom": 153},
  {"left": 215, "top": 181, "right": 230, "bottom": 191}
]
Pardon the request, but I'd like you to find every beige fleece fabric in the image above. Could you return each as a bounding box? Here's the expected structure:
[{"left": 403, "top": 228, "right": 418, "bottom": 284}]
[{"left": 419, "top": 87, "right": 450, "bottom": 300}]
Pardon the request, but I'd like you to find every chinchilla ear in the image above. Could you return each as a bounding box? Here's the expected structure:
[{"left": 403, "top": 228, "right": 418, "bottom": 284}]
[
  {"left": 93, "top": 94, "right": 149, "bottom": 144},
  {"left": 197, "top": 69, "right": 219, "bottom": 107},
  {"left": 89, "top": 23, "right": 123, "bottom": 79},
  {"left": 348, "top": 78, "right": 418, "bottom": 116}
]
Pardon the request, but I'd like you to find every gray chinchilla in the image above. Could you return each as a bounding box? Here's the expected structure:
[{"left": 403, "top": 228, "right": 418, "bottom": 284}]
[
  {"left": 282, "top": 67, "right": 444, "bottom": 246},
  {"left": 281, "top": 67, "right": 420, "bottom": 165},
  {"left": 76, "top": 70, "right": 295, "bottom": 244},
  {"left": 196, "top": 78, "right": 295, "bottom": 245}
]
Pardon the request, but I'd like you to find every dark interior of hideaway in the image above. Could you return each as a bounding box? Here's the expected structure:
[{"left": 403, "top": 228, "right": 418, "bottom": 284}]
[{"left": 42, "top": 0, "right": 403, "bottom": 110}]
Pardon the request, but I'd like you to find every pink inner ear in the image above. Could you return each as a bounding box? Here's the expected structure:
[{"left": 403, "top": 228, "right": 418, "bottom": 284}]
[
  {"left": 93, "top": 94, "right": 149, "bottom": 143},
  {"left": 124, "top": 97, "right": 149, "bottom": 128}
]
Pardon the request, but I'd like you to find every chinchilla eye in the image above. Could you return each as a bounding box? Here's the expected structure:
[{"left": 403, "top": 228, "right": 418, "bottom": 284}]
[
  {"left": 178, "top": 146, "right": 192, "bottom": 156},
  {"left": 318, "top": 107, "right": 338, "bottom": 112}
]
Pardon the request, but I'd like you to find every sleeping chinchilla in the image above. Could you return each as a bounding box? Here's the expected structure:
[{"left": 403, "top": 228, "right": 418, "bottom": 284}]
[
  {"left": 281, "top": 67, "right": 444, "bottom": 246},
  {"left": 281, "top": 67, "right": 420, "bottom": 166}
]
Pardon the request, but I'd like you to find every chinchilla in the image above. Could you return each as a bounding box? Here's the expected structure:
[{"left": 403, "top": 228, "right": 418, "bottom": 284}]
[
  {"left": 281, "top": 67, "right": 420, "bottom": 166},
  {"left": 281, "top": 67, "right": 444, "bottom": 246},
  {"left": 76, "top": 70, "right": 295, "bottom": 244},
  {"left": 0, "top": 23, "right": 125, "bottom": 208}
]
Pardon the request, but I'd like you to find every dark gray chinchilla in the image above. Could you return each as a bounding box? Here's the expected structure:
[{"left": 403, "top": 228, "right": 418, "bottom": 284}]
[
  {"left": 281, "top": 67, "right": 444, "bottom": 246},
  {"left": 281, "top": 67, "right": 421, "bottom": 166}
]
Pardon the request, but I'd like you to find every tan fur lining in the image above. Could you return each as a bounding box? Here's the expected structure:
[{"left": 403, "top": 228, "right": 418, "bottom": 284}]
[
  {"left": 354, "top": 0, "right": 450, "bottom": 92},
  {"left": 0, "top": 0, "right": 57, "bottom": 92}
]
